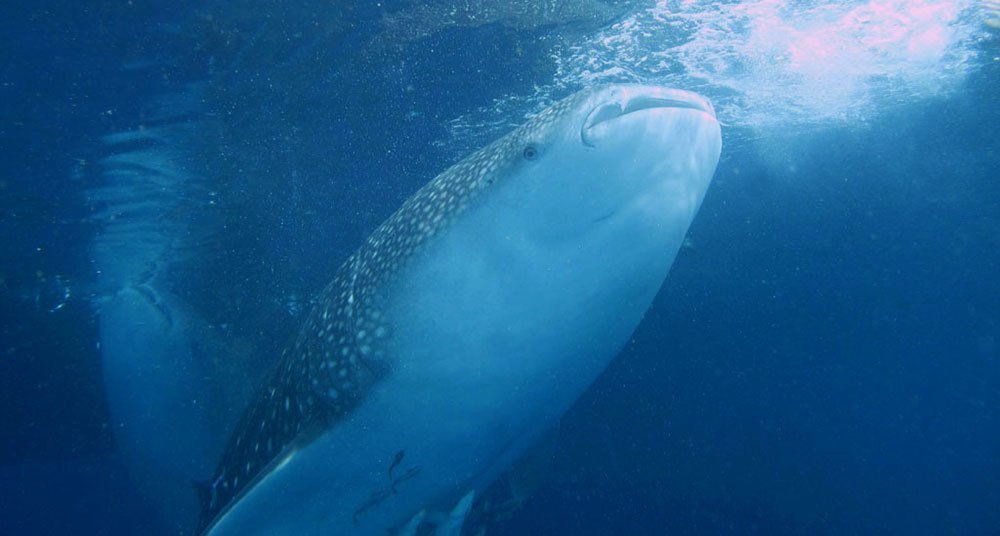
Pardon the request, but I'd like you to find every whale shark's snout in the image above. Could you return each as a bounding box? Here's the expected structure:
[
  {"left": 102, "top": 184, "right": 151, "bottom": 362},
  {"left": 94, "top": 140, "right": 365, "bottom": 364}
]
[{"left": 581, "top": 86, "right": 717, "bottom": 147}]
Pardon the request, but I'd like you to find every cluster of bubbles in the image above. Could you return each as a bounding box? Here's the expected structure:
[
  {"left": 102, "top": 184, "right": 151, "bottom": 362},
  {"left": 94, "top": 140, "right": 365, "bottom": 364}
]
[
  {"left": 986, "top": 0, "right": 1000, "bottom": 29},
  {"left": 444, "top": 0, "right": 991, "bottom": 148}
]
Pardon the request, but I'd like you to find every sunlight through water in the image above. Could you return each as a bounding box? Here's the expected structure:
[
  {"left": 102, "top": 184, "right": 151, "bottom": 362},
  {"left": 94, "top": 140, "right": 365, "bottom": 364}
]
[{"left": 445, "top": 0, "right": 989, "bottom": 147}]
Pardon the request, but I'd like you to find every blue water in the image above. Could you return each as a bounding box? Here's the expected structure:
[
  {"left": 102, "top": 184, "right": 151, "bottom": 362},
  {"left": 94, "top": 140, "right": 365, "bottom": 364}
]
[{"left": 1, "top": 1, "right": 998, "bottom": 534}]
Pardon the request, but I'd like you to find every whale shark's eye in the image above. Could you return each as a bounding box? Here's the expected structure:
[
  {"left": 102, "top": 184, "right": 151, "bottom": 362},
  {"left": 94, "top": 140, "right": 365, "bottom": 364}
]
[{"left": 522, "top": 146, "right": 538, "bottom": 160}]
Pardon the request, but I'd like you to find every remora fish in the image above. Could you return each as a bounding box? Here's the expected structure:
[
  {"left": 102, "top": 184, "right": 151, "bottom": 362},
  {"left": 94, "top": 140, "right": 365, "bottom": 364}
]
[{"left": 200, "top": 84, "right": 722, "bottom": 535}]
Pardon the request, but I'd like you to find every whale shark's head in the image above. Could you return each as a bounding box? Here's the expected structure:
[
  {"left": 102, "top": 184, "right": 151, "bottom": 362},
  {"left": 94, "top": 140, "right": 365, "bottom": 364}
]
[
  {"left": 472, "top": 84, "right": 721, "bottom": 248},
  {"left": 445, "top": 84, "right": 721, "bottom": 273}
]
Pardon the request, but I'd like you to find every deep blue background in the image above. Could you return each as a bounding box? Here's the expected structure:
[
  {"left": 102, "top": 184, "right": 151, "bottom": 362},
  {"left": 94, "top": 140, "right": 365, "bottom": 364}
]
[{"left": 1, "top": 2, "right": 997, "bottom": 535}]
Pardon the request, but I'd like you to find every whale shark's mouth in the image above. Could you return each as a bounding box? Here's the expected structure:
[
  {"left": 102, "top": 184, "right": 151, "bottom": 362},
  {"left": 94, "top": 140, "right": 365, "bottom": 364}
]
[{"left": 581, "top": 89, "right": 716, "bottom": 147}]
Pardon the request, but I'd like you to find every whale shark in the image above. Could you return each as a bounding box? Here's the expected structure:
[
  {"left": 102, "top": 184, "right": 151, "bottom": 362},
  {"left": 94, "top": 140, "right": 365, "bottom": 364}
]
[{"left": 191, "top": 84, "right": 722, "bottom": 535}]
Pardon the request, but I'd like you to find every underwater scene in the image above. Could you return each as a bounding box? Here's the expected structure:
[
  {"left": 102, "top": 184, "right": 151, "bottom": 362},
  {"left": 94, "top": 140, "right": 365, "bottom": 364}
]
[{"left": 1, "top": 1, "right": 998, "bottom": 534}]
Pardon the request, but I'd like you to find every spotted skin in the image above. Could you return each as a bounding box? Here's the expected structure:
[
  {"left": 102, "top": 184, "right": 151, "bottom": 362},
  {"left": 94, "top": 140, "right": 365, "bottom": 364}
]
[{"left": 198, "top": 88, "right": 595, "bottom": 532}]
